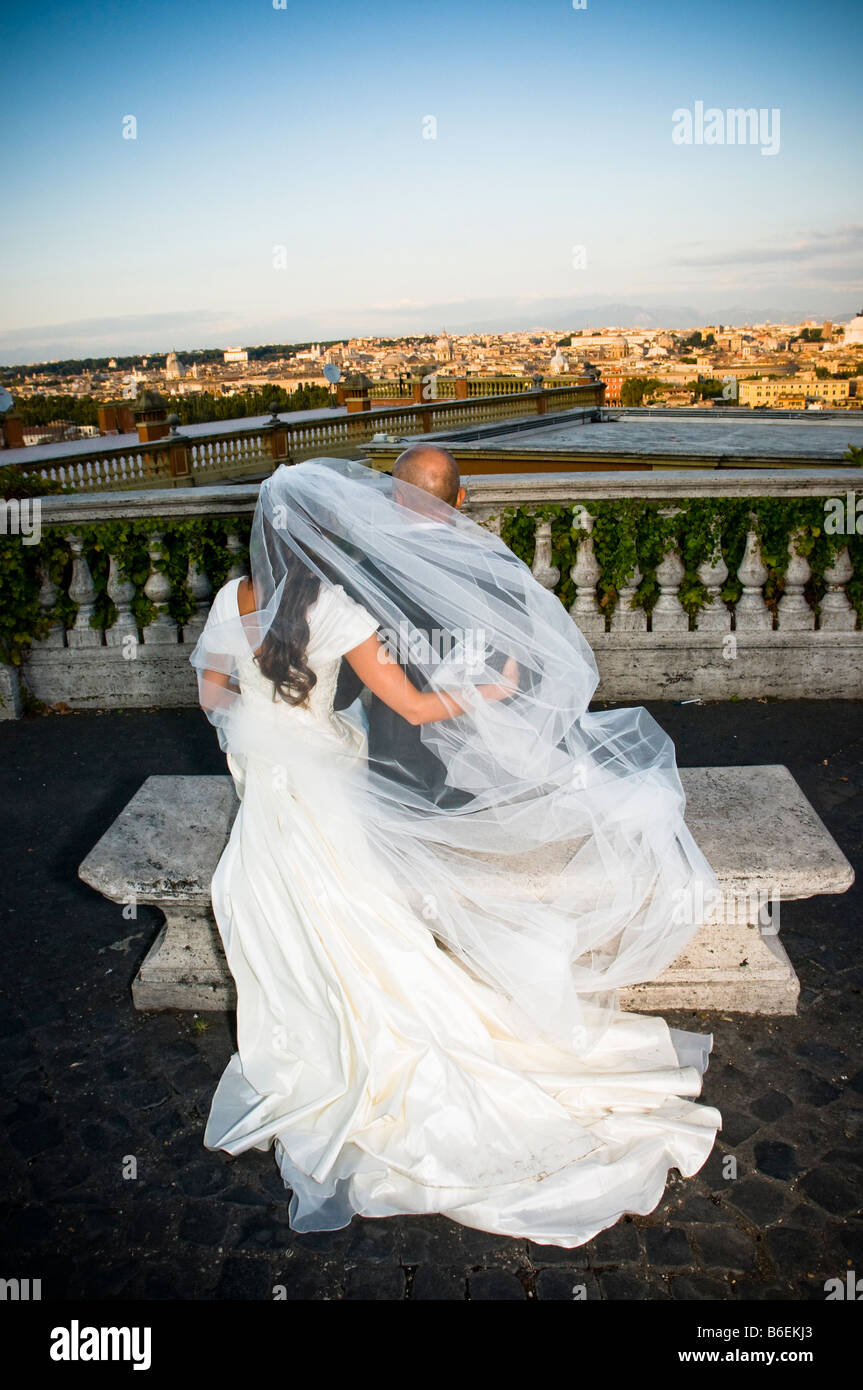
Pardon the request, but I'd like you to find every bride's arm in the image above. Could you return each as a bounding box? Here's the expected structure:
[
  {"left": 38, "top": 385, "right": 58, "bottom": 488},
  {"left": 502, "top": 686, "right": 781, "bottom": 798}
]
[
  {"left": 344, "top": 633, "right": 518, "bottom": 725},
  {"left": 199, "top": 667, "right": 239, "bottom": 712}
]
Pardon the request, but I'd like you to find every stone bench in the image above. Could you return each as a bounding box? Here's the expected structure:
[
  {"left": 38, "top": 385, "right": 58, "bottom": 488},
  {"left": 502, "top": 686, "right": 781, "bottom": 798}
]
[{"left": 78, "top": 766, "right": 854, "bottom": 1016}]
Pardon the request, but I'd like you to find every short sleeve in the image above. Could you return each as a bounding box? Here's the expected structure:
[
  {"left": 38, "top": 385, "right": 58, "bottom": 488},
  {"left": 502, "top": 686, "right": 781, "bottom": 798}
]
[
  {"left": 307, "top": 583, "right": 379, "bottom": 662},
  {"left": 188, "top": 578, "right": 245, "bottom": 675}
]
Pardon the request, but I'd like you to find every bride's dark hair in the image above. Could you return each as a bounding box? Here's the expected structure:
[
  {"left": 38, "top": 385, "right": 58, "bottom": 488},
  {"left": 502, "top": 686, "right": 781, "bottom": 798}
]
[{"left": 253, "top": 516, "right": 323, "bottom": 708}]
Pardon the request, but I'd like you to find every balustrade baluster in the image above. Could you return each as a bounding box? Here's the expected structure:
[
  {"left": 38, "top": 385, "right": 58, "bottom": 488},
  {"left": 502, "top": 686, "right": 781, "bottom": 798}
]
[
  {"left": 610, "top": 563, "right": 647, "bottom": 633},
  {"left": 105, "top": 553, "right": 138, "bottom": 647},
  {"left": 34, "top": 563, "right": 64, "bottom": 648},
  {"left": 569, "top": 506, "right": 604, "bottom": 633},
  {"left": 819, "top": 548, "right": 857, "bottom": 631},
  {"left": 142, "top": 533, "right": 178, "bottom": 645},
  {"left": 652, "top": 545, "right": 688, "bottom": 632},
  {"left": 695, "top": 552, "right": 731, "bottom": 632},
  {"left": 530, "top": 518, "right": 559, "bottom": 590},
  {"left": 65, "top": 532, "right": 102, "bottom": 648},
  {"left": 777, "top": 529, "right": 814, "bottom": 630},
  {"left": 735, "top": 527, "right": 772, "bottom": 630},
  {"left": 182, "top": 558, "right": 213, "bottom": 642},
  {"left": 225, "top": 531, "right": 247, "bottom": 582}
]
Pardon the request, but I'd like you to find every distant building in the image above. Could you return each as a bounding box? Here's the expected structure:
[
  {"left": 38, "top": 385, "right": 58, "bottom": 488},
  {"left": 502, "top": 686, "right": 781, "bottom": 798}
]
[
  {"left": 599, "top": 370, "right": 623, "bottom": 405},
  {"left": 842, "top": 313, "right": 863, "bottom": 347},
  {"left": 223, "top": 347, "right": 248, "bottom": 364},
  {"left": 165, "top": 351, "right": 184, "bottom": 380},
  {"left": 739, "top": 375, "right": 854, "bottom": 408}
]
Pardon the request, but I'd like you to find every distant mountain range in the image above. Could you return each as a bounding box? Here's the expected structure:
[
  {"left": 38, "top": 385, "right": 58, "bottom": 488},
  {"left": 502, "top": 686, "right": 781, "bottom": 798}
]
[{"left": 1, "top": 294, "right": 860, "bottom": 367}]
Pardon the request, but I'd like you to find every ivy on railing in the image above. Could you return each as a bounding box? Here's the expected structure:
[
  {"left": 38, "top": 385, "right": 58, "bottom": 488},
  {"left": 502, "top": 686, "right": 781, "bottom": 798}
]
[
  {"left": 0, "top": 473, "right": 253, "bottom": 665},
  {"left": 498, "top": 497, "right": 863, "bottom": 625}
]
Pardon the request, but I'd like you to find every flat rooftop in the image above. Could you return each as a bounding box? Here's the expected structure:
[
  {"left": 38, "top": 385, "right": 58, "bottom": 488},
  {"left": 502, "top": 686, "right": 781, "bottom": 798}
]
[{"left": 449, "top": 412, "right": 863, "bottom": 461}]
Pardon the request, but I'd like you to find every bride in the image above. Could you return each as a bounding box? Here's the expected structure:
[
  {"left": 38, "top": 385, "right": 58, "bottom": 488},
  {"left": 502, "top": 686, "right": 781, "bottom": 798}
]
[{"left": 189, "top": 455, "right": 721, "bottom": 1249}]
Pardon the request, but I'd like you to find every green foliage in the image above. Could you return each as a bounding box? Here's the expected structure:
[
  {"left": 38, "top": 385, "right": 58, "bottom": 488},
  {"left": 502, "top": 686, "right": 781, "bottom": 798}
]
[
  {"left": 498, "top": 496, "right": 863, "bottom": 629},
  {"left": 168, "top": 383, "right": 330, "bottom": 426},
  {"left": 12, "top": 394, "right": 100, "bottom": 427},
  {"left": 844, "top": 444, "right": 863, "bottom": 466},
  {"left": 0, "top": 495, "right": 252, "bottom": 665},
  {"left": 621, "top": 377, "right": 666, "bottom": 407}
]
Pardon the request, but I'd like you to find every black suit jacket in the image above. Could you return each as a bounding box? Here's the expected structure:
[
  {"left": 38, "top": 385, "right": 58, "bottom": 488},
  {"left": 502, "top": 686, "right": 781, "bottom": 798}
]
[
  {"left": 333, "top": 583, "right": 472, "bottom": 807},
  {"left": 331, "top": 540, "right": 533, "bottom": 808}
]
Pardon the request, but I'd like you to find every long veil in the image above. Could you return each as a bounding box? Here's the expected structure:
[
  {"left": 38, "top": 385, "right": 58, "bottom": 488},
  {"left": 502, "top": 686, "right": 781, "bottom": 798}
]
[{"left": 190, "top": 457, "right": 718, "bottom": 1056}]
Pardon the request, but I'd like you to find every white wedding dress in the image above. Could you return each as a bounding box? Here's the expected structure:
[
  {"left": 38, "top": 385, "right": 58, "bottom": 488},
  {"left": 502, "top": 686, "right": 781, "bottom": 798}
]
[{"left": 199, "top": 575, "right": 721, "bottom": 1249}]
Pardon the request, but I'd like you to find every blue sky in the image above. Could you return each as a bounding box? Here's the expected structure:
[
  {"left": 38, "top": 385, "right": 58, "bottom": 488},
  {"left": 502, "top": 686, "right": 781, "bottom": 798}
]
[{"left": 1, "top": 0, "right": 861, "bottom": 362}]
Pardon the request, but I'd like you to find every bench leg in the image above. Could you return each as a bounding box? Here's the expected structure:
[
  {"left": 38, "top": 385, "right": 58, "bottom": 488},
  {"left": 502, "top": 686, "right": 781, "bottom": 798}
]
[{"left": 131, "top": 905, "right": 236, "bottom": 1012}]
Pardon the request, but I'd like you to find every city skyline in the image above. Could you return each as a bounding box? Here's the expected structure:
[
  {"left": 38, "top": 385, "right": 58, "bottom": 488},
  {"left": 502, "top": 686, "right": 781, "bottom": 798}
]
[{"left": 1, "top": 0, "right": 861, "bottom": 364}]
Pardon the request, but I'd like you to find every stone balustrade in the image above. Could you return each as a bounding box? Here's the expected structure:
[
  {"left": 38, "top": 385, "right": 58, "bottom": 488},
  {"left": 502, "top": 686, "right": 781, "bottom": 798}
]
[
  {"left": 1, "top": 382, "right": 603, "bottom": 494},
  {"left": 3, "top": 466, "right": 862, "bottom": 717}
]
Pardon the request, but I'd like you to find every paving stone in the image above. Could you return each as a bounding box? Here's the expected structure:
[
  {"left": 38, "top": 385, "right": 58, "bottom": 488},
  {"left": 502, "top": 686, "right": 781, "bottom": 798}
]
[
  {"left": 726, "top": 1178, "right": 787, "bottom": 1226},
  {"left": 766, "top": 1226, "right": 817, "bottom": 1270},
  {"left": 795, "top": 1042, "right": 848, "bottom": 1069},
  {"left": 344, "top": 1264, "right": 405, "bottom": 1299},
  {"left": 2, "top": 1206, "right": 56, "bottom": 1245},
  {"left": 178, "top": 1202, "right": 229, "bottom": 1246},
  {"left": 410, "top": 1265, "right": 466, "bottom": 1300},
  {"left": 235, "top": 1216, "right": 295, "bottom": 1251},
  {"left": 272, "top": 1256, "right": 339, "bottom": 1300},
  {"left": 732, "top": 1279, "right": 797, "bottom": 1300},
  {"left": 716, "top": 1111, "right": 761, "bottom": 1147},
  {"left": 798, "top": 1168, "right": 861, "bottom": 1215},
  {"left": 690, "top": 1224, "right": 757, "bottom": 1272},
  {"left": 527, "top": 1238, "right": 590, "bottom": 1268},
  {"left": 345, "top": 1219, "right": 397, "bottom": 1263},
  {"left": 644, "top": 1226, "right": 694, "bottom": 1266},
  {"left": 397, "top": 1217, "right": 469, "bottom": 1266},
  {"left": 598, "top": 1271, "right": 670, "bottom": 1299},
  {"left": 676, "top": 1195, "right": 733, "bottom": 1224},
  {"left": 467, "top": 1269, "right": 527, "bottom": 1300},
  {"left": 125, "top": 1200, "right": 176, "bottom": 1247},
  {"left": 792, "top": 1070, "right": 842, "bottom": 1106},
  {"left": 215, "top": 1257, "right": 279, "bottom": 1300},
  {"left": 222, "top": 1184, "right": 272, "bottom": 1207},
  {"left": 9, "top": 1118, "right": 64, "bottom": 1157},
  {"left": 536, "top": 1268, "right": 601, "bottom": 1300},
  {"left": 583, "top": 1221, "right": 642, "bottom": 1265},
  {"left": 750, "top": 1090, "right": 794, "bottom": 1122},
  {"left": 754, "top": 1141, "right": 799, "bottom": 1181},
  {"left": 839, "top": 1227, "right": 863, "bottom": 1264},
  {"left": 291, "top": 1227, "right": 352, "bottom": 1255},
  {"left": 670, "top": 1274, "right": 730, "bottom": 1299},
  {"left": 176, "top": 1162, "right": 231, "bottom": 1198},
  {"left": 66, "top": 1259, "right": 139, "bottom": 1299}
]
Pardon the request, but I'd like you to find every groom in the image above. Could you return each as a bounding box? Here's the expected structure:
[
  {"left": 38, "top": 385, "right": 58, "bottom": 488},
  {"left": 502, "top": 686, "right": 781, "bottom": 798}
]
[{"left": 333, "top": 444, "right": 471, "bottom": 808}]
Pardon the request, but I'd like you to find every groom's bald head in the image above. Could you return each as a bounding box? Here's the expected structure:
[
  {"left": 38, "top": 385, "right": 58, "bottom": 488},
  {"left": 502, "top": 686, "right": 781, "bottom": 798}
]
[{"left": 392, "top": 444, "right": 464, "bottom": 509}]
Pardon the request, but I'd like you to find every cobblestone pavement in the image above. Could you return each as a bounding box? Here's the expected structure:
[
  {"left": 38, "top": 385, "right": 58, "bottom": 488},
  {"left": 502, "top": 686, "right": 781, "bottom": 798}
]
[{"left": 1, "top": 700, "right": 861, "bottom": 1300}]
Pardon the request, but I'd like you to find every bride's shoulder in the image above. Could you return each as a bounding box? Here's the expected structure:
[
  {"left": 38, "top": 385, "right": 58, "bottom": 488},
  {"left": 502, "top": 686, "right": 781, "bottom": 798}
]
[
  {"left": 307, "top": 582, "right": 379, "bottom": 656},
  {"left": 207, "top": 576, "right": 243, "bottom": 622}
]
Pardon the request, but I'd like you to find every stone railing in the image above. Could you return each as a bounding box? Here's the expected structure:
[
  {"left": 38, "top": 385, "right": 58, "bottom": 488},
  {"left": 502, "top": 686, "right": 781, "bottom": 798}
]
[
  {"left": 2, "top": 382, "right": 604, "bottom": 494},
  {"left": 4, "top": 466, "right": 861, "bottom": 717},
  {"left": 364, "top": 375, "right": 590, "bottom": 401}
]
